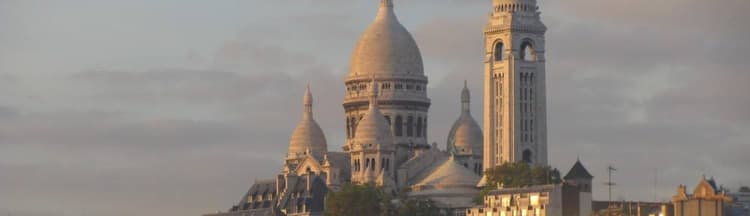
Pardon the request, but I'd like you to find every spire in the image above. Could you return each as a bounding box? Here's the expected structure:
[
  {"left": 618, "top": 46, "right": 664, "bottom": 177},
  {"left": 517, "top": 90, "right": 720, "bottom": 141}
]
[
  {"left": 380, "top": 0, "right": 393, "bottom": 9},
  {"left": 303, "top": 84, "right": 313, "bottom": 119},
  {"left": 461, "top": 80, "right": 470, "bottom": 113}
]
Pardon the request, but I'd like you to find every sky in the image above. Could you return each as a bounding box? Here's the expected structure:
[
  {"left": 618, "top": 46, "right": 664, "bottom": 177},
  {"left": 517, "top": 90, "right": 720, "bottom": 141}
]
[{"left": 1, "top": 0, "right": 749, "bottom": 215}]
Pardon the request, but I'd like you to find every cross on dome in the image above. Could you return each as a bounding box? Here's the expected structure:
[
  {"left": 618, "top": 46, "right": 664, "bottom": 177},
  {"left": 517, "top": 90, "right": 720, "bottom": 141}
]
[{"left": 303, "top": 84, "right": 313, "bottom": 119}]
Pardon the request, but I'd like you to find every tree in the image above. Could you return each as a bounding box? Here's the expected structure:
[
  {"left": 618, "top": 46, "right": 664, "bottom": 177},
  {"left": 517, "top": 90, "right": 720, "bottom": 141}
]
[
  {"left": 396, "top": 198, "right": 439, "bottom": 216},
  {"left": 484, "top": 162, "right": 561, "bottom": 188},
  {"left": 325, "top": 184, "right": 441, "bottom": 216},
  {"left": 474, "top": 162, "right": 562, "bottom": 204},
  {"left": 380, "top": 191, "right": 394, "bottom": 216},
  {"left": 324, "top": 183, "right": 383, "bottom": 216}
]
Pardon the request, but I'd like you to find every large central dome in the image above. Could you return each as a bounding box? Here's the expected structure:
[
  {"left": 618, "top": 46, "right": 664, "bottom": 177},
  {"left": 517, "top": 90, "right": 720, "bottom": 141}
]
[{"left": 349, "top": 0, "right": 423, "bottom": 78}]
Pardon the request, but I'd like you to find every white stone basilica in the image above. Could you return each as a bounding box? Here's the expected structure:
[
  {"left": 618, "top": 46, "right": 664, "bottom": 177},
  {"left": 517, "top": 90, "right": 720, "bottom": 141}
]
[{"left": 204, "top": 0, "right": 553, "bottom": 215}]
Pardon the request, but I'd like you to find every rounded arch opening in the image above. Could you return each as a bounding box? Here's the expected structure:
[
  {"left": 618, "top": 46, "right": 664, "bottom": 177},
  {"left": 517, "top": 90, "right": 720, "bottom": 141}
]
[
  {"left": 394, "top": 115, "right": 403, "bottom": 136},
  {"left": 520, "top": 40, "right": 536, "bottom": 62},
  {"left": 522, "top": 149, "right": 533, "bottom": 164},
  {"left": 494, "top": 41, "right": 504, "bottom": 61}
]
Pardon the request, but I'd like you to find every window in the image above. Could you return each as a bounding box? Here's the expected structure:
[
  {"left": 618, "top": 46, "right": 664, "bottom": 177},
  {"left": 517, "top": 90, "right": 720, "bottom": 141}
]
[
  {"left": 522, "top": 149, "right": 532, "bottom": 163},
  {"left": 521, "top": 40, "right": 536, "bottom": 62},
  {"left": 530, "top": 88, "right": 533, "bottom": 101},
  {"left": 346, "top": 118, "right": 351, "bottom": 138},
  {"left": 384, "top": 115, "right": 391, "bottom": 126},
  {"left": 350, "top": 117, "right": 357, "bottom": 138},
  {"left": 416, "top": 117, "right": 423, "bottom": 137},
  {"left": 406, "top": 116, "right": 414, "bottom": 137},
  {"left": 494, "top": 41, "right": 504, "bottom": 61},
  {"left": 382, "top": 83, "right": 391, "bottom": 89},
  {"left": 423, "top": 118, "right": 427, "bottom": 138},
  {"left": 395, "top": 116, "right": 403, "bottom": 136}
]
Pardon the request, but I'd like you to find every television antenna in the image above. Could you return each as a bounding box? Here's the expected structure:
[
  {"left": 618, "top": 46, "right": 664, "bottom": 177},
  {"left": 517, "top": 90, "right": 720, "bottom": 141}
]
[{"left": 605, "top": 165, "right": 617, "bottom": 216}]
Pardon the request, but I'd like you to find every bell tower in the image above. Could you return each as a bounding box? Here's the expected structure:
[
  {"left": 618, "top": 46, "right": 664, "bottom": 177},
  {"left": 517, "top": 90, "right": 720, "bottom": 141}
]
[{"left": 483, "top": 0, "right": 548, "bottom": 169}]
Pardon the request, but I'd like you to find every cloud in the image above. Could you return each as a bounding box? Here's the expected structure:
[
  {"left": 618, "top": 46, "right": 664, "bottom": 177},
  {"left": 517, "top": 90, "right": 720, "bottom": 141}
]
[{"left": 1, "top": 1, "right": 749, "bottom": 215}]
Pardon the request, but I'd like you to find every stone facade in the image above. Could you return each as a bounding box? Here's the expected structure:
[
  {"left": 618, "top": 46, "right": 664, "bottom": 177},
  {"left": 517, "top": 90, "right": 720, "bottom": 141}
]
[
  {"left": 204, "top": 1, "right": 488, "bottom": 215},
  {"left": 483, "top": 0, "right": 548, "bottom": 169},
  {"left": 672, "top": 177, "right": 734, "bottom": 216},
  {"left": 467, "top": 185, "right": 563, "bottom": 216}
]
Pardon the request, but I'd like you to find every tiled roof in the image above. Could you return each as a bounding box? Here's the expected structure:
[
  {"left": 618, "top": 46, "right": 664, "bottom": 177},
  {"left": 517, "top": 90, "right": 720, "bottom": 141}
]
[{"left": 564, "top": 159, "right": 593, "bottom": 180}]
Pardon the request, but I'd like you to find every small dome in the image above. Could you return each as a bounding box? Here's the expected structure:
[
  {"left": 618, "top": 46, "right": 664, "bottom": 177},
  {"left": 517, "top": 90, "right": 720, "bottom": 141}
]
[
  {"left": 447, "top": 82, "right": 482, "bottom": 155},
  {"left": 288, "top": 86, "right": 328, "bottom": 159},
  {"left": 349, "top": 0, "right": 423, "bottom": 78},
  {"left": 354, "top": 79, "right": 393, "bottom": 146}
]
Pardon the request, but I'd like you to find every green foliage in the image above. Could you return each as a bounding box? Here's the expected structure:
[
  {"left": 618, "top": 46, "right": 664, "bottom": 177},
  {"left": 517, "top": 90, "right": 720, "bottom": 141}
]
[
  {"left": 483, "top": 162, "right": 561, "bottom": 189},
  {"left": 324, "top": 183, "right": 383, "bottom": 216},
  {"left": 380, "top": 191, "right": 394, "bottom": 216},
  {"left": 324, "top": 183, "right": 440, "bottom": 216},
  {"left": 472, "top": 187, "right": 492, "bottom": 205},
  {"left": 395, "top": 198, "right": 439, "bottom": 216},
  {"left": 474, "top": 162, "right": 561, "bottom": 205}
]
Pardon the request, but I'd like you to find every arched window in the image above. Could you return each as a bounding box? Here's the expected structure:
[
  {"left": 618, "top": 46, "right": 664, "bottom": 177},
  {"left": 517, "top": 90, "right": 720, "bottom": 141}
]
[
  {"left": 346, "top": 118, "right": 351, "bottom": 138},
  {"left": 522, "top": 149, "right": 533, "bottom": 163},
  {"left": 494, "top": 41, "right": 504, "bottom": 61},
  {"left": 423, "top": 118, "right": 428, "bottom": 138},
  {"left": 384, "top": 115, "right": 391, "bottom": 126},
  {"left": 406, "top": 116, "right": 414, "bottom": 137},
  {"left": 521, "top": 40, "right": 536, "bottom": 62},
  {"left": 395, "top": 116, "right": 403, "bottom": 136},
  {"left": 350, "top": 117, "right": 357, "bottom": 138},
  {"left": 416, "top": 117, "right": 423, "bottom": 137}
]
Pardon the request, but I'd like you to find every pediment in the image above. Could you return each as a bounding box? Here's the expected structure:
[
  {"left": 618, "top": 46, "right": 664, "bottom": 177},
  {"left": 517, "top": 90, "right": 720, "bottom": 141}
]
[{"left": 293, "top": 155, "right": 324, "bottom": 175}]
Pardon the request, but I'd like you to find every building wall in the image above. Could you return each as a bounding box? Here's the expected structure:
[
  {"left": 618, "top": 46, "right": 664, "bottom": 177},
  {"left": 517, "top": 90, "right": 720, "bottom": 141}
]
[
  {"left": 579, "top": 192, "right": 592, "bottom": 216},
  {"left": 466, "top": 185, "right": 564, "bottom": 216},
  {"left": 483, "top": 0, "right": 549, "bottom": 170}
]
